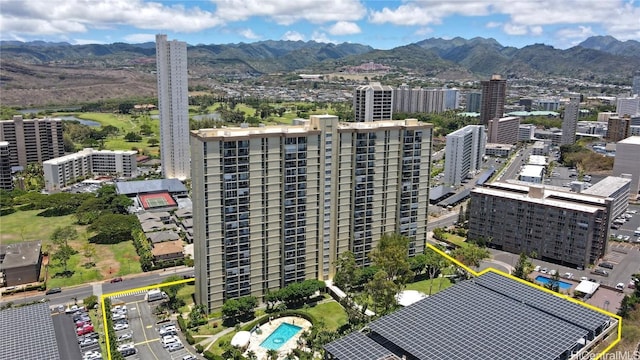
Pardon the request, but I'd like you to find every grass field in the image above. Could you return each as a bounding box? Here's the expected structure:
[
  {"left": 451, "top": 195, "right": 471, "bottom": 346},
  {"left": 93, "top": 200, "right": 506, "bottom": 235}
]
[
  {"left": 0, "top": 210, "right": 78, "bottom": 244},
  {"left": 298, "top": 300, "right": 347, "bottom": 331},
  {"left": 405, "top": 277, "right": 452, "bottom": 295}
]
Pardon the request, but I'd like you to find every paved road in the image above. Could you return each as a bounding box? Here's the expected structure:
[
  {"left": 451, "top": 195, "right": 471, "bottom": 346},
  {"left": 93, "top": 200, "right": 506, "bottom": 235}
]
[{"left": 0, "top": 266, "right": 194, "bottom": 309}]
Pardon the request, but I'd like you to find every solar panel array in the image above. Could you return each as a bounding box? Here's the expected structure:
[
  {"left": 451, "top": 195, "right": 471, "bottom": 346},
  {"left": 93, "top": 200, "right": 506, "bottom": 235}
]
[
  {"left": 324, "top": 331, "right": 399, "bottom": 360},
  {"left": 0, "top": 303, "right": 61, "bottom": 360},
  {"left": 362, "top": 272, "right": 610, "bottom": 360}
]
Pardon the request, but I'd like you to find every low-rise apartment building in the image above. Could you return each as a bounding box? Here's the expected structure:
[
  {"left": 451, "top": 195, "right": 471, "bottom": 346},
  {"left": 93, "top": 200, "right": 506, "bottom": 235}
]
[
  {"left": 43, "top": 148, "right": 137, "bottom": 192},
  {"left": 469, "top": 182, "right": 611, "bottom": 268}
]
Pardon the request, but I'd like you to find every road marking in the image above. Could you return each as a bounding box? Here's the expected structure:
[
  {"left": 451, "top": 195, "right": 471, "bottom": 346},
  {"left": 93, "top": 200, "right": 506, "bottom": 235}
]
[{"left": 135, "top": 339, "right": 160, "bottom": 346}]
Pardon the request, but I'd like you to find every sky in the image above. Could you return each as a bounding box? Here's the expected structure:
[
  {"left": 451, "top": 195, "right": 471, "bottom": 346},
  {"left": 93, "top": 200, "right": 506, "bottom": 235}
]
[{"left": 1, "top": 0, "right": 639, "bottom": 50}]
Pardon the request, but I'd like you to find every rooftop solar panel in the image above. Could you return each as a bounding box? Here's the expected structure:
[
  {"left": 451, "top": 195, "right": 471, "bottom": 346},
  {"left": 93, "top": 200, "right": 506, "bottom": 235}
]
[
  {"left": 327, "top": 272, "right": 612, "bottom": 360},
  {"left": 0, "top": 303, "right": 62, "bottom": 360},
  {"left": 324, "top": 331, "right": 399, "bottom": 360}
]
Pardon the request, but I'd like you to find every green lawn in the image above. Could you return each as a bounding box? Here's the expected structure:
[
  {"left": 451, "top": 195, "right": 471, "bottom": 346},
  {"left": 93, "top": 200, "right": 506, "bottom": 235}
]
[
  {"left": 107, "top": 242, "right": 142, "bottom": 276},
  {"left": 405, "top": 277, "right": 452, "bottom": 295},
  {"left": 442, "top": 233, "right": 468, "bottom": 248},
  {"left": 298, "top": 300, "right": 347, "bottom": 331},
  {"left": 0, "top": 209, "right": 78, "bottom": 244},
  {"left": 47, "top": 252, "right": 103, "bottom": 288}
]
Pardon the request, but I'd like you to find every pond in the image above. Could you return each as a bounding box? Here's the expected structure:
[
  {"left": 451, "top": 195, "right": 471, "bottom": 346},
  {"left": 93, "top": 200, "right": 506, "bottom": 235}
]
[{"left": 57, "top": 116, "right": 101, "bottom": 127}]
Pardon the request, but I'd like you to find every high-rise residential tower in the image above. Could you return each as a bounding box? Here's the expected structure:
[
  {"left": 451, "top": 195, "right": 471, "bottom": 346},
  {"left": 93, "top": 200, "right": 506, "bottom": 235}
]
[
  {"left": 0, "top": 115, "right": 64, "bottom": 168},
  {"left": 480, "top": 74, "right": 506, "bottom": 125},
  {"left": 616, "top": 95, "right": 640, "bottom": 117},
  {"left": 466, "top": 92, "right": 482, "bottom": 113},
  {"left": 561, "top": 94, "right": 581, "bottom": 145},
  {"left": 443, "top": 125, "right": 486, "bottom": 186},
  {"left": 156, "top": 34, "right": 190, "bottom": 180},
  {"left": 353, "top": 83, "right": 394, "bottom": 122},
  {"left": 190, "top": 115, "right": 433, "bottom": 310},
  {"left": 487, "top": 116, "right": 521, "bottom": 145},
  {"left": 632, "top": 71, "right": 640, "bottom": 96}
]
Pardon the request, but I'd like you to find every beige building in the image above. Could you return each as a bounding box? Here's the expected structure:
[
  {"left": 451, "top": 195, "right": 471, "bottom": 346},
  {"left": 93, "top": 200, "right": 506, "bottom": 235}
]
[
  {"left": 191, "top": 115, "right": 432, "bottom": 310},
  {"left": 0, "top": 141, "right": 11, "bottom": 190},
  {"left": 0, "top": 115, "right": 64, "bottom": 168},
  {"left": 469, "top": 182, "right": 611, "bottom": 268},
  {"left": 607, "top": 116, "right": 631, "bottom": 142},
  {"left": 488, "top": 116, "right": 520, "bottom": 144},
  {"left": 613, "top": 136, "right": 640, "bottom": 200},
  {"left": 353, "top": 83, "right": 394, "bottom": 122},
  {"left": 582, "top": 176, "right": 630, "bottom": 220},
  {"left": 43, "top": 148, "right": 137, "bottom": 192}
]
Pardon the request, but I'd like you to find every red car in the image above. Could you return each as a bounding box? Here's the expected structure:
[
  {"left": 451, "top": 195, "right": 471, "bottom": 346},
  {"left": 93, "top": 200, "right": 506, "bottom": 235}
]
[
  {"left": 110, "top": 277, "right": 123, "bottom": 283},
  {"left": 76, "top": 324, "right": 94, "bottom": 336}
]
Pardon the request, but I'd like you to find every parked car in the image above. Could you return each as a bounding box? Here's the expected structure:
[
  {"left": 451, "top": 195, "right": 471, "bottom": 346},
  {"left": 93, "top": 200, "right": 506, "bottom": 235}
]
[
  {"left": 563, "top": 272, "right": 574, "bottom": 279},
  {"left": 182, "top": 356, "right": 197, "bottom": 360},
  {"left": 114, "top": 323, "right": 129, "bottom": 331},
  {"left": 616, "top": 283, "right": 625, "bottom": 291},
  {"left": 541, "top": 267, "right": 548, "bottom": 274},
  {"left": 591, "top": 269, "right": 609, "bottom": 277},
  {"left": 82, "top": 350, "right": 102, "bottom": 360},
  {"left": 534, "top": 265, "right": 541, "bottom": 272},
  {"left": 80, "top": 338, "right": 98, "bottom": 347},
  {"left": 167, "top": 342, "right": 184, "bottom": 352},
  {"left": 117, "top": 333, "right": 133, "bottom": 342},
  {"left": 110, "top": 277, "right": 123, "bottom": 283},
  {"left": 45, "top": 287, "right": 62, "bottom": 295},
  {"left": 120, "top": 348, "right": 136, "bottom": 357},
  {"left": 599, "top": 262, "right": 614, "bottom": 269},
  {"left": 76, "top": 325, "right": 94, "bottom": 336}
]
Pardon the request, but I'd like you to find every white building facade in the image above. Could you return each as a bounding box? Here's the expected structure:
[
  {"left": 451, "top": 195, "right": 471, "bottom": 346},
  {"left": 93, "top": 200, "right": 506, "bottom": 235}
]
[
  {"left": 443, "top": 125, "right": 486, "bottom": 186},
  {"left": 353, "top": 83, "right": 394, "bottom": 122},
  {"left": 613, "top": 136, "right": 640, "bottom": 200},
  {"left": 156, "top": 34, "right": 190, "bottom": 180},
  {"left": 43, "top": 148, "right": 137, "bottom": 192}
]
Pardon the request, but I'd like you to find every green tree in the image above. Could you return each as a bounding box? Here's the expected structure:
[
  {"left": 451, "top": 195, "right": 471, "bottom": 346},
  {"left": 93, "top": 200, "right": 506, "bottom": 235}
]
[
  {"left": 450, "top": 243, "right": 490, "bottom": 269},
  {"left": 366, "top": 270, "right": 397, "bottom": 315},
  {"left": 139, "top": 123, "right": 152, "bottom": 135},
  {"left": 545, "top": 271, "right": 561, "bottom": 293},
  {"left": 87, "top": 213, "right": 139, "bottom": 244},
  {"left": 147, "top": 138, "right": 159, "bottom": 146},
  {"left": 369, "top": 233, "right": 414, "bottom": 287},
  {"left": 221, "top": 296, "right": 258, "bottom": 324},
  {"left": 513, "top": 252, "right": 533, "bottom": 280},
  {"left": 83, "top": 294, "right": 98, "bottom": 309},
  {"left": 333, "top": 251, "right": 357, "bottom": 294},
  {"left": 124, "top": 132, "right": 142, "bottom": 142},
  {"left": 267, "top": 349, "right": 279, "bottom": 360},
  {"left": 51, "top": 226, "right": 78, "bottom": 272}
]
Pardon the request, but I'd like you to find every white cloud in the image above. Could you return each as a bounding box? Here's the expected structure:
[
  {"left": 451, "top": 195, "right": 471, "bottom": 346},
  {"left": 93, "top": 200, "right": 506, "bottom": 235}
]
[
  {"left": 282, "top": 31, "right": 305, "bottom": 41},
  {"left": 368, "top": 0, "right": 640, "bottom": 44},
  {"left": 554, "top": 26, "right": 596, "bottom": 47},
  {"left": 123, "top": 33, "right": 156, "bottom": 43},
  {"left": 414, "top": 27, "right": 433, "bottom": 36},
  {"left": 211, "top": 0, "right": 366, "bottom": 25},
  {"left": 239, "top": 28, "right": 261, "bottom": 40},
  {"left": 327, "top": 21, "right": 361, "bottom": 36},
  {"left": 311, "top": 31, "right": 336, "bottom": 44},
  {"left": 0, "top": 0, "right": 223, "bottom": 36}
]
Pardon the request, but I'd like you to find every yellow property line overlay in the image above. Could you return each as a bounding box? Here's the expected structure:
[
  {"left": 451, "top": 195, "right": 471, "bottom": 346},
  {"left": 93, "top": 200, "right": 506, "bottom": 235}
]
[
  {"left": 100, "top": 246, "right": 623, "bottom": 360},
  {"left": 427, "top": 243, "right": 622, "bottom": 360},
  {"left": 101, "top": 278, "right": 194, "bottom": 360}
]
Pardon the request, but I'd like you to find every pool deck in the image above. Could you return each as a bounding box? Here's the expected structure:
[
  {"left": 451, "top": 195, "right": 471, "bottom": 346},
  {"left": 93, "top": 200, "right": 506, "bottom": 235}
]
[{"left": 244, "top": 316, "right": 312, "bottom": 359}]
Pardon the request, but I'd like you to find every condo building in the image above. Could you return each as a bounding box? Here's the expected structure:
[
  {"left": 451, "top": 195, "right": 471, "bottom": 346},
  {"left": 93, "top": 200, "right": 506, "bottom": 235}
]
[
  {"left": 480, "top": 74, "right": 507, "bottom": 125},
  {"left": 487, "top": 116, "right": 520, "bottom": 144},
  {"left": 0, "top": 115, "right": 64, "bottom": 168},
  {"left": 616, "top": 95, "right": 640, "bottom": 117},
  {"left": 561, "top": 94, "right": 581, "bottom": 145},
  {"left": 468, "top": 182, "right": 611, "bottom": 268},
  {"left": 156, "top": 34, "right": 190, "bottom": 180},
  {"left": 190, "top": 115, "right": 432, "bottom": 310},
  {"left": 443, "top": 125, "right": 486, "bottom": 186},
  {"left": 613, "top": 136, "right": 640, "bottom": 200},
  {"left": 353, "top": 83, "right": 394, "bottom": 122},
  {"left": 0, "top": 141, "right": 12, "bottom": 190},
  {"left": 606, "top": 116, "right": 631, "bottom": 142},
  {"left": 582, "top": 176, "right": 630, "bottom": 221},
  {"left": 43, "top": 148, "right": 138, "bottom": 192},
  {"left": 392, "top": 85, "right": 458, "bottom": 114},
  {"left": 466, "top": 92, "right": 482, "bottom": 113}
]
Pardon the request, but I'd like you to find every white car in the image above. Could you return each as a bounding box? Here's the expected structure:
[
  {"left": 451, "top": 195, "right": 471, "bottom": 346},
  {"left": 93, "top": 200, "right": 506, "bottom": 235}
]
[
  {"left": 563, "top": 272, "right": 574, "bottom": 279},
  {"left": 167, "top": 342, "right": 184, "bottom": 352},
  {"left": 541, "top": 268, "right": 548, "bottom": 274},
  {"left": 114, "top": 323, "right": 129, "bottom": 331},
  {"left": 580, "top": 276, "right": 588, "bottom": 281},
  {"left": 616, "top": 283, "right": 625, "bottom": 291},
  {"left": 117, "top": 343, "right": 135, "bottom": 352},
  {"left": 83, "top": 351, "right": 102, "bottom": 360},
  {"left": 534, "top": 265, "right": 541, "bottom": 272},
  {"left": 549, "top": 269, "right": 557, "bottom": 276},
  {"left": 117, "top": 333, "right": 133, "bottom": 342}
]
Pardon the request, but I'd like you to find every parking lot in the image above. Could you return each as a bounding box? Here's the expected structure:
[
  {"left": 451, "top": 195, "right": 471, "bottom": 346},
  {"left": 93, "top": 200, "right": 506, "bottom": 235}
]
[{"left": 107, "top": 292, "right": 199, "bottom": 360}]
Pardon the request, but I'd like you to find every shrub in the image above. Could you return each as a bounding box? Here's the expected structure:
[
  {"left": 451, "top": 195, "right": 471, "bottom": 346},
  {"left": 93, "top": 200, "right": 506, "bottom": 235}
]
[
  {"left": 195, "top": 344, "right": 204, "bottom": 353},
  {"left": 185, "top": 331, "right": 195, "bottom": 345}
]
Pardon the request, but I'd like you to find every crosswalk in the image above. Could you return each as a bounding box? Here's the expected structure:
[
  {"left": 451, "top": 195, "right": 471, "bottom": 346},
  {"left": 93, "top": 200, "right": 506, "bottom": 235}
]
[{"left": 107, "top": 289, "right": 148, "bottom": 299}]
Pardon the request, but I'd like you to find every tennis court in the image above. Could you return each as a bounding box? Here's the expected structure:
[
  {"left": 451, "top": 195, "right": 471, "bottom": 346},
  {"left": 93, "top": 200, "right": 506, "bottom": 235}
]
[{"left": 138, "top": 192, "right": 177, "bottom": 210}]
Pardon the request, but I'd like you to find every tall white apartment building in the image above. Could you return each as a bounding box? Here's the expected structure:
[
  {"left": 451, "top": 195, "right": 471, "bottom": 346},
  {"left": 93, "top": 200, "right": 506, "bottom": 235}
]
[
  {"left": 353, "top": 83, "right": 394, "bottom": 122},
  {"left": 190, "top": 115, "right": 433, "bottom": 310},
  {"left": 443, "top": 125, "right": 486, "bottom": 186},
  {"left": 561, "top": 94, "right": 581, "bottom": 145},
  {"left": 43, "top": 148, "right": 137, "bottom": 192},
  {"left": 613, "top": 136, "right": 640, "bottom": 200},
  {"left": 392, "top": 85, "right": 458, "bottom": 114},
  {"left": 156, "top": 34, "right": 190, "bottom": 180},
  {"left": 616, "top": 95, "right": 640, "bottom": 117}
]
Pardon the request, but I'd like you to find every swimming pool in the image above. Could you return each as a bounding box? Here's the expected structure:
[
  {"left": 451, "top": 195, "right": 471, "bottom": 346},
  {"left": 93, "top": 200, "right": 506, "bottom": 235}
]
[
  {"left": 260, "top": 322, "right": 303, "bottom": 350},
  {"left": 535, "top": 275, "right": 572, "bottom": 290}
]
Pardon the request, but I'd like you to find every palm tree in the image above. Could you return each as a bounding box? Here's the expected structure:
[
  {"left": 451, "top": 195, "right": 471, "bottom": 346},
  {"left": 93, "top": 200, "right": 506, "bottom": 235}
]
[
  {"left": 267, "top": 349, "right": 279, "bottom": 360},
  {"left": 246, "top": 350, "right": 257, "bottom": 360}
]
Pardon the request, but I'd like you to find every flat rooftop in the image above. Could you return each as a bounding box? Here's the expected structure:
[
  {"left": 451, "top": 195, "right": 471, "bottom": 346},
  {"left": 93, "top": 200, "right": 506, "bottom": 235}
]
[
  {"left": 619, "top": 136, "right": 640, "bottom": 145},
  {"left": 0, "top": 240, "right": 41, "bottom": 269},
  {"left": 325, "top": 272, "right": 612, "bottom": 360},
  {"left": 582, "top": 176, "right": 631, "bottom": 197},
  {"left": 115, "top": 179, "right": 187, "bottom": 196}
]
